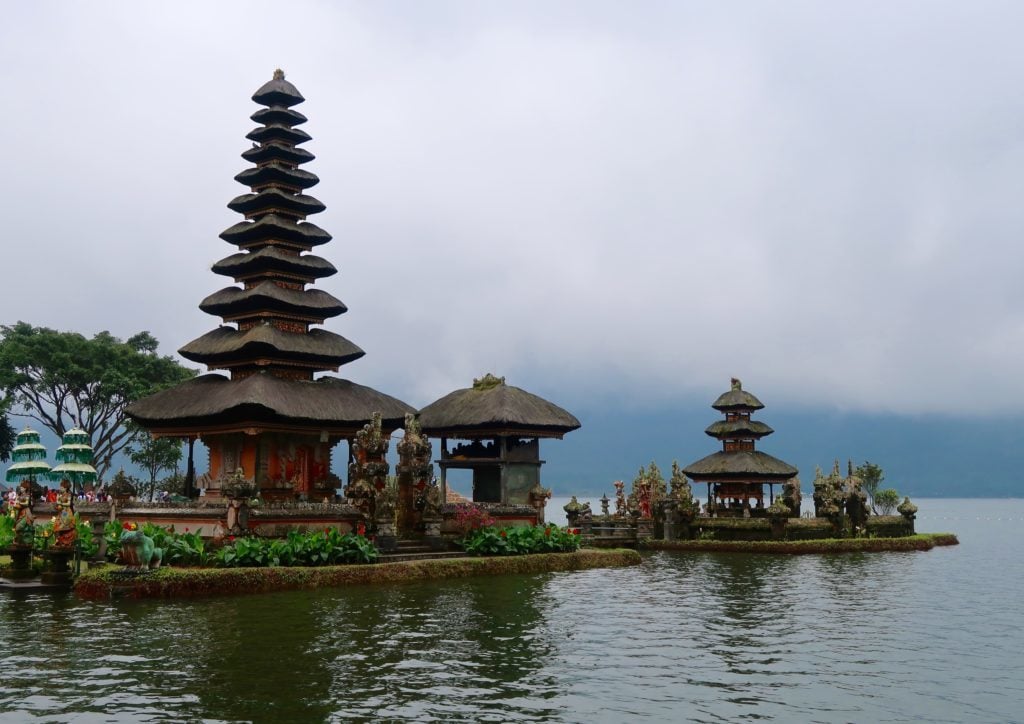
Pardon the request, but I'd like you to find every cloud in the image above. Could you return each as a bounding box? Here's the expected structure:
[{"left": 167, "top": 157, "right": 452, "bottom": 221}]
[{"left": 2, "top": 1, "right": 1023, "bottom": 415}]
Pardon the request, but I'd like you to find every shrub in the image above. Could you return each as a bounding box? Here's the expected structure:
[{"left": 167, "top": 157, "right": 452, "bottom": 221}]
[
  {"left": 460, "top": 525, "right": 580, "bottom": 556},
  {"left": 875, "top": 488, "right": 901, "bottom": 515},
  {"left": 215, "top": 529, "right": 378, "bottom": 568},
  {"left": 449, "top": 503, "right": 496, "bottom": 535}
]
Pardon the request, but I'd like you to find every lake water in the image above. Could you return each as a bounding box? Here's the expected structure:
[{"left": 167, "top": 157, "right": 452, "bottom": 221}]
[{"left": 0, "top": 498, "right": 1021, "bottom": 723}]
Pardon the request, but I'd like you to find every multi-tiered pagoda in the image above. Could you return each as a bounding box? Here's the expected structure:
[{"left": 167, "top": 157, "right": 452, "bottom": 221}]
[
  {"left": 128, "top": 71, "right": 413, "bottom": 499},
  {"left": 683, "top": 379, "right": 797, "bottom": 514}
]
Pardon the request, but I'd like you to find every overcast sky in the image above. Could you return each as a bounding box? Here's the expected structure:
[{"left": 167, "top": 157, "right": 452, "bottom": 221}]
[{"left": 3, "top": 1, "right": 1023, "bottom": 417}]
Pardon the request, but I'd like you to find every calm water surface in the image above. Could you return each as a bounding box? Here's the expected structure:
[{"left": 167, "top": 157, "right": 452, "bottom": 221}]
[{"left": 0, "top": 498, "right": 1021, "bottom": 723}]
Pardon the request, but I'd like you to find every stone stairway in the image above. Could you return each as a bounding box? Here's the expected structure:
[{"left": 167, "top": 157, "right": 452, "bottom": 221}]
[{"left": 378, "top": 539, "right": 466, "bottom": 563}]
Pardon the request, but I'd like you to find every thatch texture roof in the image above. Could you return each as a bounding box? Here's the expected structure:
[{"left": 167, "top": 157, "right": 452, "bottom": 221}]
[
  {"left": 199, "top": 282, "right": 346, "bottom": 320},
  {"left": 251, "top": 106, "right": 307, "bottom": 127},
  {"left": 252, "top": 71, "right": 305, "bottom": 107},
  {"left": 212, "top": 248, "right": 336, "bottom": 280},
  {"left": 246, "top": 124, "right": 312, "bottom": 146},
  {"left": 179, "top": 325, "right": 364, "bottom": 368},
  {"left": 704, "top": 420, "right": 774, "bottom": 438},
  {"left": 683, "top": 451, "right": 798, "bottom": 481},
  {"left": 228, "top": 189, "right": 325, "bottom": 217},
  {"left": 712, "top": 387, "right": 764, "bottom": 411},
  {"left": 242, "top": 143, "right": 314, "bottom": 166},
  {"left": 235, "top": 164, "right": 319, "bottom": 191},
  {"left": 127, "top": 373, "right": 415, "bottom": 433},
  {"left": 220, "top": 214, "right": 331, "bottom": 248},
  {"left": 419, "top": 374, "right": 580, "bottom": 438}
]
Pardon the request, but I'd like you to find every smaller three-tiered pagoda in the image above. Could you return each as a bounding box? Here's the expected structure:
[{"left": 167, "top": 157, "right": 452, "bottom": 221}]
[{"left": 683, "top": 379, "right": 797, "bottom": 514}]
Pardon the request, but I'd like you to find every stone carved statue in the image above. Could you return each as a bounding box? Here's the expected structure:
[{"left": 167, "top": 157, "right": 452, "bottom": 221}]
[
  {"left": 53, "top": 479, "right": 78, "bottom": 549},
  {"left": 9, "top": 480, "right": 35, "bottom": 547},
  {"left": 527, "top": 481, "right": 552, "bottom": 522},
  {"left": 347, "top": 412, "right": 390, "bottom": 505},
  {"left": 422, "top": 481, "right": 442, "bottom": 519},
  {"left": 844, "top": 460, "right": 869, "bottom": 529},
  {"left": 397, "top": 413, "right": 433, "bottom": 532},
  {"left": 636, "top": 478, "right": 652, "bottom": 518},
  {"left": 897, "top": 496, "right": 918, "bottom": 521},
  {"left": 613, "top": 480, "right": 627, "bottom": 517},
  {"left": 119, "top": 524, "right": 163, "bottom": 570},
  {"left": 782, "top": 476, "right": 802, "bottom": 518}
]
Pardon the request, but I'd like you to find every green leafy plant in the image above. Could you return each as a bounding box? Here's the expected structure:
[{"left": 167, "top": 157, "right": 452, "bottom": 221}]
[
  {"left": 874, "top": 488, "right": 901, "bottom": 515},
  {"left": 460, "top": 525, "right": 581, "bottom": 556}
]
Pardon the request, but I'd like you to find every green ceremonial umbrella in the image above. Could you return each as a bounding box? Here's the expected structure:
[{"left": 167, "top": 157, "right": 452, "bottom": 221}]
[
  {"left": 50, "top": 428, "right": 98, "bottom": 492},
  {"left": 5, "top": 427, "right": 51, "bottom": 484}
]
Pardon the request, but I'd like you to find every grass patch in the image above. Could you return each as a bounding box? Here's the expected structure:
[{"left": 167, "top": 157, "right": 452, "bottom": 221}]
[
  {"left": 74, "top": 549, "right": 641, "bottom": 600},
  {"left": 641, "top": 533, "right": 958, "bottom": 555}
]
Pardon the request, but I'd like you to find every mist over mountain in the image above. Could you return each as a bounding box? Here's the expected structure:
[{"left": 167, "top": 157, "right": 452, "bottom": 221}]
[{"left": 542, "top": 403, "right": 1023, "bottom": 499}]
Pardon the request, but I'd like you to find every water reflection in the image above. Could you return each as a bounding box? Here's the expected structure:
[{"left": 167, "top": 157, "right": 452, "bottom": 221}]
[{"left": 0, "top": 501, "right": 1022, "bottom": 722}]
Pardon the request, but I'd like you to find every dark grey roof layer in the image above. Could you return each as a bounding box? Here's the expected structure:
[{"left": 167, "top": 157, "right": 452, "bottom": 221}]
[
  {"left": 251, "top": 106, "right": 307, "bottom": 126},
  {"left": 246, "top": 124, "right": 312, "bottom": 146},
  {"left": 179, "top": 325, "right": 364, "bottom": 367},
  {"left": 419, "top": 378, "right": 580, "bottom": 438},
  {"left": 235, "top": 164, "right": 319, "bottom": 191},
  {"left": 220, "top": 214, "right": 331, "bottom": 248},
  {"left": 199, "top": 282, "right": 346, "bottom": 320},
  {"left": 228, "top": 189, "right": 325, "bottom": 217},
  {"left": 704, "top": 420, "right": 774, "bottom": 438},
  {"left": 683, "top": 451, "right": 798, "bottom": 481},
  {"left": 252, "top": 75, "right": 305, "bottom": 107},
  {"left": 711, "top": 388, "right": 765, "bottom": 411},
  {"left": 242, "top": 143, "right": 314, "bottom": 166},
  {"left": 127, "top": 373, "right": 414, "bottom": 432},
  {"left": 212, "top": 248, "right": 336, "bottom": 280}
]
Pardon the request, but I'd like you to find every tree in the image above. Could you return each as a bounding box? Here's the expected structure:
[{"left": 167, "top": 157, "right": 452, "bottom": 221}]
[
  {"left": 128, "top": 434, "right": 183, "bottom": 501},
  {"left": 855, "top": 461, "right": 885, "bottom": 513},
  {"left": 0, "top": 322, "right": 194, "bottom": 480},
  {"left": 875, "top": 488, "right": 901, "bottom": 515},
  {"left": 0, "top": 396, "right": 14, "bottom": 463}
]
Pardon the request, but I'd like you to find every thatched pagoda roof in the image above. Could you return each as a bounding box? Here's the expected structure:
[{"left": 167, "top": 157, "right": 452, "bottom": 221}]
[
  {"left": 235, "top": 163, "right": 319, "bottom": 191},
  {"left": 682, "top": 451, "right": 797, "bottom": 481},
  {"left": 126, "top": 373, "right": 414, "bottom": 434},
  {"left": 246, "top": 124, "right": 312, "bottom": 146},
  {"left": 712, "top": 378, "right": 764, "bottom": 411},
  {"left": 179, "top": 325, "right": 364, "bottom": 368},
  {"left": 252, "top": 70, "right": 305, "bottom": 107},
  {"left": 228, "top": 188, "right": 326, "bottom": 218},
  {"left": 419, "top": 373, "right": 580, "bottom": 438},
  {"left": 242, "top": 143, "right": 315, "bottom": 166},
  {"left": 251, "top": 106, "right": 307, "bottom": 126},
  {"left": 704, "top": 420, "right": 774, "bottom": 438},
  {"left": 212, "top": 248, "right": 336, "bottom": 280},
  {"left": 220, "top": 214, "right": 331, "bottom": 249},
  {"left": 199, "top": 282, "right": 347, "bottom": 320}
]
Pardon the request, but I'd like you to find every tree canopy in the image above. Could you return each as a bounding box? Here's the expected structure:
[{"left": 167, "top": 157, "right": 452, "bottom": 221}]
[
  {"left": 128, "top": 433, "right": 183, "bottom": 501},
  {"left": 0, "top": 322, "right": 194, "bottom": 480},
  {"left": 0, "top": 397, "right": 14, "bottom": 462},
  {"left": 854, "top": 461, "right": 885, "bottom": 513}
]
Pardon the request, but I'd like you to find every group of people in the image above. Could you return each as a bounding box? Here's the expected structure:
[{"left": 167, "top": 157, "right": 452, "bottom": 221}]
[{"left": 6, "top": 486, "right": 111, "bottom": 505}]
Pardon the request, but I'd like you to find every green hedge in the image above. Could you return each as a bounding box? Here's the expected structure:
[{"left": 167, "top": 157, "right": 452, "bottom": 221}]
[
  {"left": 74, "top": 549, "right": 641, "bottom": 600},
  {"left": 641, "top": 533, "right": 958, "bottom": 555}
]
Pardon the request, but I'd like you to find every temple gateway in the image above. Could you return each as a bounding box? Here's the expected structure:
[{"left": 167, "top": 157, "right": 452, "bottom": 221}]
[{"left": 127, "top": 71, "right": 414, "bottom": 501}]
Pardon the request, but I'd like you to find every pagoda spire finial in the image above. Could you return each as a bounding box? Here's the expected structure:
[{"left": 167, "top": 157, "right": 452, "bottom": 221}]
[
  {"left": 731, "top": 377, "right": 742, "bottom": 391},
  {"left": 273, "top": 68, "right": 285, "bottom": 80}
]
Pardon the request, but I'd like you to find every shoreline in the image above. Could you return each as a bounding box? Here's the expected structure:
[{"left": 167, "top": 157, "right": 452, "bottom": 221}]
[
  {"left": 641, "top": 533, "right": 959, "bottom": 554},
  {"left": 74, "top": 549, "right": 642, "bottom": 600}
]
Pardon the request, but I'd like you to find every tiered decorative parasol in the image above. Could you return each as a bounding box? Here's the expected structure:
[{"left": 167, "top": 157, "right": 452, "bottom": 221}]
[
  {"left": 5, "top": 427, "right": 51, "bottom": 487},
  {"left": 50, "top": 428, "right": 98, "bottom": 492}
]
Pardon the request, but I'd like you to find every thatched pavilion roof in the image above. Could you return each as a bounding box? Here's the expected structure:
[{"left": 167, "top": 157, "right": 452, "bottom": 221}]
[
  {"left": 126, "top": 373, "right": 414, "bottom": 435},
  {"left": 683, "top": 451, "right": 798, "bottom": 481},
  {"left": 419, "top": 373, "right": 580, "bottom": 439}
]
